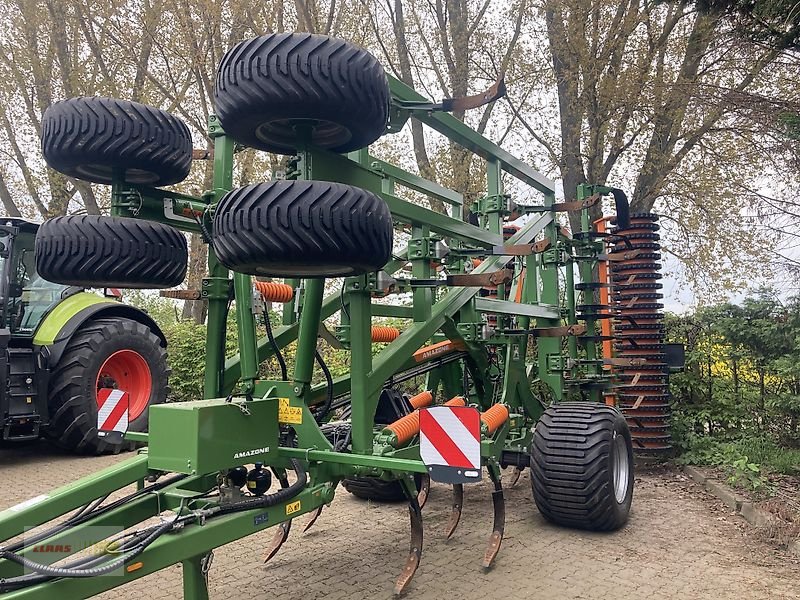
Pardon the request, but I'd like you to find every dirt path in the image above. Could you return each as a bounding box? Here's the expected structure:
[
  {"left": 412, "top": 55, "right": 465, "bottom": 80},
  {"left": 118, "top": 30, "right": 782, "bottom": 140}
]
[{"left": 1, "top": 444, "right": 797, "bottom": 599}]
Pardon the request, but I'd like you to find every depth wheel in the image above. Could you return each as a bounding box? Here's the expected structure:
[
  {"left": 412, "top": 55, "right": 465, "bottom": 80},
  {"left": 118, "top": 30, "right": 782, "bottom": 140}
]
[
  {"left": 212, "top": 180, "right": 393, "bottom": 277},
  {"left": 530, "top": 402, "right": 634, "bottom": 531},
  {"left": 214, "top": 33, "right": 389, "bottom": 154},
  {"left": 35, "top": 215, "right": 187, "bottom": 289},
  {"left": 342, "top": 474, "right": 422, "bottom": 503},
  {"left": 41, "top": 97, "right": 192, "bottom": 186},
  {"left": 46, "top": 318, "right": 169, "bottom": 455}
]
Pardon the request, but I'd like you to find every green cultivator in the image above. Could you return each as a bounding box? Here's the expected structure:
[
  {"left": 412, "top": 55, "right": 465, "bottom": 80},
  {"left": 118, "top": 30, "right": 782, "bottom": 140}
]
[{"left": 0, "top": 33, "right": 658, "bottom": 598}]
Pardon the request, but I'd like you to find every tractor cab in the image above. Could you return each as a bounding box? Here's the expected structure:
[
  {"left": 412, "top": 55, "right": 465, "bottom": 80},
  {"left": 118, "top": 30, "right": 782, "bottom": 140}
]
[{"left": 0, "top": 219, "right": 70, "bottom": 338}]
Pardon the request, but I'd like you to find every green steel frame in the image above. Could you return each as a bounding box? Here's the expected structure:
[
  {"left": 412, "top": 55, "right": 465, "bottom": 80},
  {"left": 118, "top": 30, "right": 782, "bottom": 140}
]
[{"left": 0, "top": 75, "right": 613, "bottom": 599}]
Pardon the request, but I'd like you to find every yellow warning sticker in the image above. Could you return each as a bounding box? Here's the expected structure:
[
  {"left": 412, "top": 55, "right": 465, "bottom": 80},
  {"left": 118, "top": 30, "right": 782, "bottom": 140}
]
[
  {"left": 278, "top": 398, "right": 303, "bottom": 424},
  {"left": 286, "top": 500, "right": 301, "bottom": 516}
]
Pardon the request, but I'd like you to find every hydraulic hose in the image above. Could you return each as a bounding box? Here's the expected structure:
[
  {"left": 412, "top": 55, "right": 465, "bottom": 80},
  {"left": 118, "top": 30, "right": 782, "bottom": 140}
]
[
  {"left": 215, "top": 458, "right": 307, "bottom": 516},
  {"left": 312, "top": 351, "right": 334, "bottom": 424},
  {"left": 3, "top": 474, "right": 187, "bottom": 554},
  {"left": 0, "top": 519, "right": 174, "bottom": 579},
  {"left": 0, "top": 526, "right": 158, "bottom": 591},
  {"left": 0, "top": 462, "right": 301, "bottom": 589},
  {"left": 263, "top": 310, "right": 288, "bottom": 380}
]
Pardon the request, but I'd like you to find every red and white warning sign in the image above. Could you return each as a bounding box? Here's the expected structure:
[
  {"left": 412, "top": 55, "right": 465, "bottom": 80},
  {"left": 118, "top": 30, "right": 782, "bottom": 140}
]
[
  {"left": 419, "top": 406, "right": 482, "bottom": 484},
  {"left": 97, "top": 389, "right": 129, "bottom": 439}
]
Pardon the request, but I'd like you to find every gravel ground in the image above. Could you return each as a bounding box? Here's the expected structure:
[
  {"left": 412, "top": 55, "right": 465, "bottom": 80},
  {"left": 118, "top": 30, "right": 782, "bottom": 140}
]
[{"left": 1, "top": 443, "right": 798, "bottom": 599}]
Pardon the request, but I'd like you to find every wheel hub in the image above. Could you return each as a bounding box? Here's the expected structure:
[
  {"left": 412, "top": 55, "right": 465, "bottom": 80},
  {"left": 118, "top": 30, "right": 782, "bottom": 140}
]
[{"left": 95, "top": 349, "right": 153, "bottom": 421}]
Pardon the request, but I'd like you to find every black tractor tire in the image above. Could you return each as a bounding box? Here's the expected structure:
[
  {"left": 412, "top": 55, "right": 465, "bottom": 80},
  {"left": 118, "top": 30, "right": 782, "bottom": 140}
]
[
  {"left": 214, "top": 33, "right": 389, "bottom": 154},
  {"left": 35, "top": 215, "right": 187, "bottom": 289},
  {"left": 41, "top": 97, "right": 192, "bottom": 186},
  {"left": 46, "top": 318, "right": 169, "bottom": 455},
  {"left": 212, "top": 180, "right": 393, "bottom": 277},
  {"left": 342, "top": 474, "right": 422, "bottom": 503},
  {"left": 531, "top": 402, "right": 634, "bottom": 531}
]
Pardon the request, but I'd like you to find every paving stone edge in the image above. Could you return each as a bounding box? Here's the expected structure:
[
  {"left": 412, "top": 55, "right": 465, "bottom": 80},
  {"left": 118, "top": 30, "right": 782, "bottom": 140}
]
[{"left": 681, "top": 465, "right": 800, "bottom": 558}]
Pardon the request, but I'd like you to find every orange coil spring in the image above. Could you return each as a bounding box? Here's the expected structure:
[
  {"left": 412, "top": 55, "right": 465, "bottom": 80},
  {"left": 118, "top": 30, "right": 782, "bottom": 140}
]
[
  {"left": 254, "top": 281, "right": 294, "bottom": 303},
  {"left": 444, "top": 396, "right": 466, "bottom": 407},
  {"left": 371, "top": 326, "right": 401, "bottom": 343},
  {"left": 384, "top": 395, "right": 467, "bottom": 446},
  {"left": 384, "top": 411, "right": 421, "bottom": 446},
  {"left": 408, "top": 390, "right": 433, "bottom": 409},
  {"left": 480, "top": 404, "right": 509, "bottom": 435}
]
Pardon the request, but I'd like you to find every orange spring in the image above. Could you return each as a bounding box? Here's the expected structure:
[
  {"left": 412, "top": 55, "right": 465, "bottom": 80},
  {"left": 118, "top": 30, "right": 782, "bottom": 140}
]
[
  {"left": 445, "top": 396, "right": 466, "bottom": 407},
  {"left": 480, "top": 404, "right": 509, "bottom": 435},
  {"left": 384, "top": 411, "right": 421, "bottom": 447},
  {"left": 371, "top": 326, "right": 401, "bottom": 343},
  {"left": 254, "top": 281, "right": 294, "bottom": 303},
  {"left": 384, "top": 395, "right": 467, "bottom": 446},
  {"left": 408, "top": 390, "right": 433, "bottom": 409}
]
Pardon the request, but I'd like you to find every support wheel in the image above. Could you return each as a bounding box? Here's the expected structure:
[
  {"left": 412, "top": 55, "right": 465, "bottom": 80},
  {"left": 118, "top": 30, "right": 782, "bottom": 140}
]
[
  {"left": 212, "top": 180, "right": 393, "bottom": 277},
  {"left": 530, "top": 402, "right": 633, "bottom": 531},
  {"left": 46, "top": 318, "right": 169, "bottom": 454},
  {"left": 41, "top": 97, "right": 192, "bottom": 185},
  {"left": 342, "top": 475, "right": 422, "bottom": 503},
  {"left": 214, "top": 33, "right": 389, "bottom": 154},
  {"left": 35, "top": 215, "right": 187, "bottom": 289}
]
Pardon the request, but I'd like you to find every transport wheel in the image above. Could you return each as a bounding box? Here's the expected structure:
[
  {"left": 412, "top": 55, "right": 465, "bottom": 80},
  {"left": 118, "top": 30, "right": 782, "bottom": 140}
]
[
  {"left": 46, "top": 318, "right": 168, "bottom": 455},
  {"left": 530, "top": 402, "right": 634, "bottom": 531},
  {"left": 214, "top": 32, "right": 389, "bottom": 154},
  {"left": 35, "top": 215, "right": 187, "bottom": 289},
  {"left": 41, "top": 97, "right": 192, "bottom": 186},
  {"left": 212, "top": 180, "right": 393, "bottom": 277},
  {"left": 342, "top": 474, "right": 422, "bottom": 503}
]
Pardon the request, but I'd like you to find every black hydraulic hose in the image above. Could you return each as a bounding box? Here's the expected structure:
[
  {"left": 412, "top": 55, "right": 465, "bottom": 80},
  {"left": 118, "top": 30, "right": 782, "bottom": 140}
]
[
  {"left": 609, "top": 188, "right": 630, "bottom": 230},
  {"left": 0, "top": 526, "right": 157, "bottom": 591},
  {"left": 215, "top": 458, "right": 307, "bottom": 516},
  {"left": 0, "top": 519, "right": 174, "bottom": 579},
  {"left": 312, "top": 351, "right": 334, "bottom": 424},
  {"left": 263, "top": 310, "right": 288, "bottom": 381},
  {"left": 3, "top": 474, "right": 187, "bottom": 553},
  {"left": 0, "top": 463, "right": 304, "bottom": 589}
]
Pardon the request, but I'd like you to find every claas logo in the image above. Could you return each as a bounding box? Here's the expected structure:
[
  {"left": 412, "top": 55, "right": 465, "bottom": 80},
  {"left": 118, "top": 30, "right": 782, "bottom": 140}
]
[{"left": 32, "top": 544, "right": 72, "bottom": 553}]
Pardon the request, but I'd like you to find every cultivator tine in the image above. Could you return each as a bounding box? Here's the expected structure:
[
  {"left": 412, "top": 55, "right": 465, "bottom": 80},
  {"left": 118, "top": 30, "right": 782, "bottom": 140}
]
[
  {"left": 264, "top": 468, "right": 292, "bottom": 563},
  {"left": 417, "top": 474, "right": 431, "bottom": 509},
  {"left": 482, "top": 466, "right": 505, "bottom": 569},
  {"left": 263, "top": 520, "right": 292, "bottom": 563},
  {"left": 445, "top": 483, "right": 464, "bottom": 539},
  {"left": 394, "top": 478, "right": 423, "bottom": 596},
  {"left": 302, "top": 506, "right": 323, "bottom": 533},
  {"left": 508, "top": 466, "right": 523, "bottom": 487}
]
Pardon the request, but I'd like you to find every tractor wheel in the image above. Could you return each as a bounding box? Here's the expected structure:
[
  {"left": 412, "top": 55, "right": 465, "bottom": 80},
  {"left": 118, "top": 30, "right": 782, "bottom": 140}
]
[
  {"left": 212, "top": 180, "right": 393, "bottom": 277},
  {"left": 35, "top": 215, "right": 187, "bottom": 289},
  {"left": 342, "top": 474, "right": 422, "bottom": 503},
  {"left": 46, "top": 318, "right": 168, "bottom": 455},
  {"left": 214, "top": 33, "right": 389, "bottom": 154},
  {"left": 530, "top": 402, "right": 634, "bottom": 531},
  {"left": 41, "top": 97, "right": 192, "bottom": 186}
]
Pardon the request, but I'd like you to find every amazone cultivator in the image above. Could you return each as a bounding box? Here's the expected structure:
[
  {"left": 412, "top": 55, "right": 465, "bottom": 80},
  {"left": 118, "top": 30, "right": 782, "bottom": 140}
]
[{"left": 0, "top": 33, "right": 675, "bottom": 598}]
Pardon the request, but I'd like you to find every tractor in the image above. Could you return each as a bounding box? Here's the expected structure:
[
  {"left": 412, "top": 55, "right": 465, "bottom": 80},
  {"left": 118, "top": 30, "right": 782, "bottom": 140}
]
[
  {"left": 0, "top": 218, "right": 168, "bottom": 453},
  {"left": 0, "top": 32, "right": 676, "bottom": 598}
]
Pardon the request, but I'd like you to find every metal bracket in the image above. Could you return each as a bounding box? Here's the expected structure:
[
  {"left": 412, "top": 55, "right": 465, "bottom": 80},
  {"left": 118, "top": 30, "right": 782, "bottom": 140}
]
[
  {"left": 529, "top": 194, "right": 600, "bottom": 213},
  {"left": 160, "top": 290, "right": 203, "bottom": 300},
  {"left": 502, "top": 324, "right": 587, "bottom": 337},
  {"left": 490, "top": 239, "right": 551, "bottom": 256},
  {"left": 411, "top": 269, "right": 513, "bottom": 288},
  {"left": 599, "top": 249, "right": 645, "bottom": 262},
  {"left": 393, "top": 76, "right": 506, "bottom": 114},
  {"left": 540, "top": 248, "right": 568, "bottom": 266},
  {"left": 201, "top": 277, "right": 234, "bottom": 301}
]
